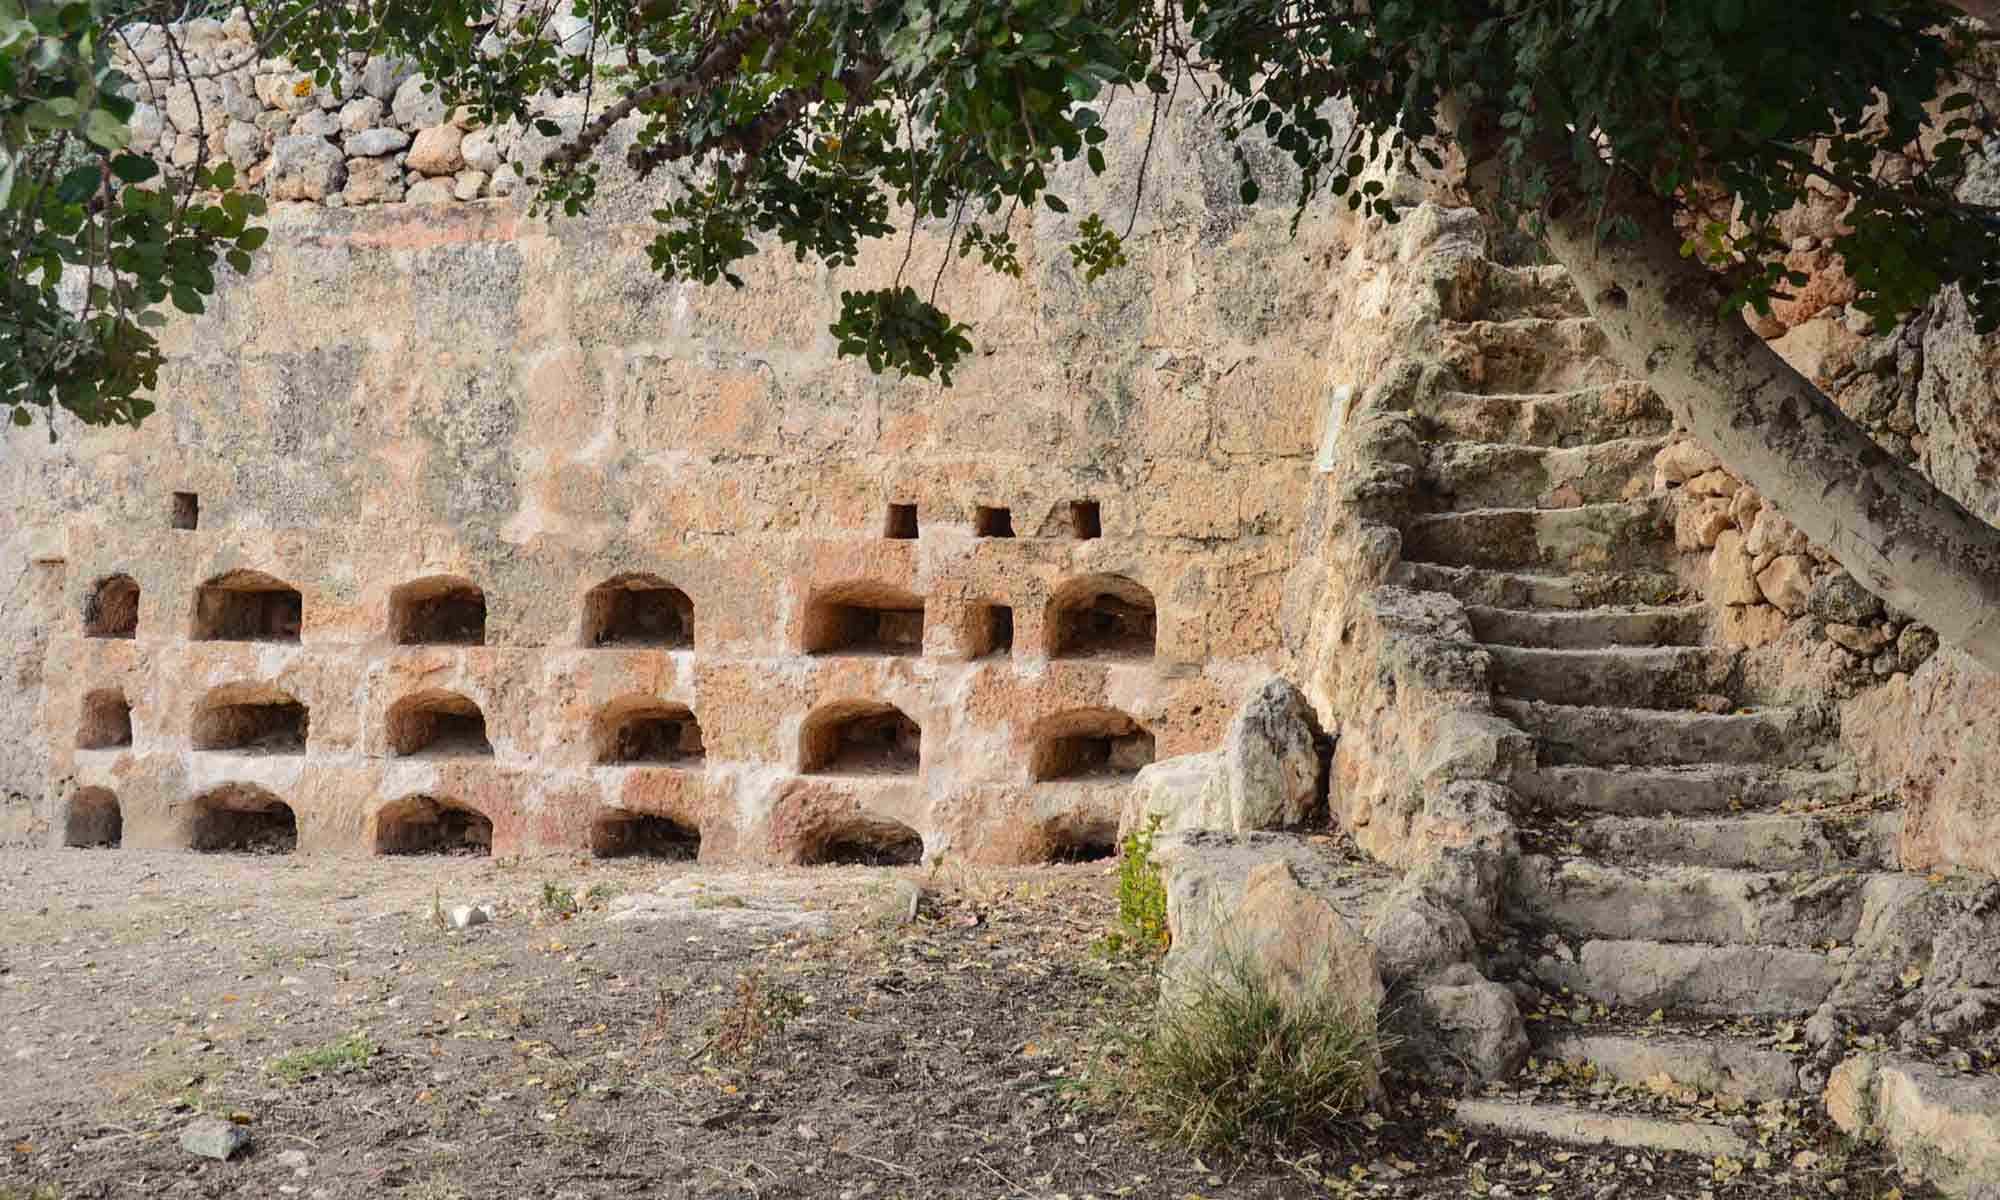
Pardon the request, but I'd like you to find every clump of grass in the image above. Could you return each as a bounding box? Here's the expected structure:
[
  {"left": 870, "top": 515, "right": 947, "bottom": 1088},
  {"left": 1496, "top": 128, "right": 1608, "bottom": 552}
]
[
  {"left": 270, "top": 1032, "right": 379, "bottom": 1084},
  {"left": 708, "top": 971, "right": 807, "bottom": 1063},
  {"left": 1099, "top": 815, "right": 1169, "bottom": 958},
  {"left": 1112, "top": 949, "right": 1379, "bottom": 1151},
  {"left": 583, "top": 881, "right": 621, "bottom": 907},
  {"left": 539, "top": 881, "right": 578, "bottom": 918}
]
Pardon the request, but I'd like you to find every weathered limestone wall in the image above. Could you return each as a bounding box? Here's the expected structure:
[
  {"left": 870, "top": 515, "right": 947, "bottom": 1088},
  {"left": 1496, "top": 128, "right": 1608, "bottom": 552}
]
[{"left": 0, "top": 38, "right": 1359, "bottom": 860}]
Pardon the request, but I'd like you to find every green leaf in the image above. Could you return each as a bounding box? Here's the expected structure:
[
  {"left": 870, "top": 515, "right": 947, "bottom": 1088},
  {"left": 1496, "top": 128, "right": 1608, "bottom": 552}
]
[
  {"left": 109, "top": 153, "right": 158, "bottom": 184},
  {"left": 1239, "top": 178, "right": 1259, "bottom": 204},
  {"left": 82, "top": 106, "right": 128, "bottom": 151},
  {"left": 236, "top": 226, "right": 268, "bottom": 251},
  {"left": 1043, "top": 194, "right": 1068, "bottom": 213}
]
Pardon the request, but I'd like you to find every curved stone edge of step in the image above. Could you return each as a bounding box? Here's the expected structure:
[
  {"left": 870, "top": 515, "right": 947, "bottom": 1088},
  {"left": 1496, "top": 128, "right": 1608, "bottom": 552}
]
[
  {"left": 1451, "top": 1098, "right": 1754, "bottom": 1159},
  {"left": 1426, "top": 435, "right": 1669, "bottom": 512},
  {"left": 1509, "top": 856, "right": 1878, "bottom": 948},
  {"left": 1404, "top": 500, "right": 1674, "bottom": 574},
  {"left": 1497, "top": 697, "right": 1834, "bottom": 768},
  {"left": 1571, "top": 811, "right": 1902, "bottom": 871},
  {"left": 1511, "top": 763, "right": 1859, "bottom": 815},
  {"left": 1392, "top": 562, "right": 1686, "bottom": 610},
  {"left": 1467, "top": 602, "right": 1709, "bottom": 650},
  {"left": 1533, "top": 939, "right": 1844, "bottom": 1016},
  {"left": 1418, "top": 381, "right": 1674, "bottom": 449},
  {"left": 1827, "top": 1053, "right": 2000, "bottom": 1200},
  {"left": 1487, "top": 644, "right": 1736, "bottom": 710},
  {"left": 1443, "top": 261, "right": 1590, "bottom": 324},
  {"left": 1536, "top": 1030, "right": 1801, "bottom": 1102}
]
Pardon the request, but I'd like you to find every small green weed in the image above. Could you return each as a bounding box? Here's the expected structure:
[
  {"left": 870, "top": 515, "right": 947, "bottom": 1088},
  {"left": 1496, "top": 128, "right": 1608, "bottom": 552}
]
[
  {"left": 539, "top": 881, "right": 578, "bottom": 918},
  {"left": 0, "top": 1186, "right": 62, "bottom": 1200},
  {"left": 1101, "top": 815, "right": 1169, "bottom": 957},
  {"left": 708, "top": 971, "right": 808, "bottom": 1064},
  {"left": 1107, "top": 948, "right": 1379, "bottom": 1151},
  {"left": 270, "top": 1032, "right": 379, "bottom": 1084},
  {"left": 583, "top": 881, "right": 621, "bottom": 907}
]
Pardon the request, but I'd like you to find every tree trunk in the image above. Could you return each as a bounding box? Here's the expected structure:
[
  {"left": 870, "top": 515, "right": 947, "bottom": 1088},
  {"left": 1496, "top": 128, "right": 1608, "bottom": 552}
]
[{"left": 1442, "top": 97, "right": 2000, "bottom": 674}]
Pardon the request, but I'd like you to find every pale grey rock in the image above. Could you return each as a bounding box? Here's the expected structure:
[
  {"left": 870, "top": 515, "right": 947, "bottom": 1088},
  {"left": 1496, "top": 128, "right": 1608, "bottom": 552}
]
[
  {"left": 345, "top": 127, "right": 410, "bottom": 158},
  {"left": 223, "top": 121, "right": 263, "bottom": 168},
  {"left": 129, "top": 102, "right": 164, "bottom": 151},
  {"left": 1223, "top": 677, "right": 1324, "bottom": 831},
  {"left": 1367, "top": 887, "right": 1474, "bottom": 987},
  {"left": 460, "top": 128, "right": 502, "bottom": 173},
  {"left": 267, "top": 136, "right": 346, "bottom": 201},
  {"left": 453, "top": 170, "right": 488, "bottom": 201},
  {"left": 392, "top": 75, "right": 447, "bottom": 128},
  {"left": 1413, "top": 963, "right": 1528, "bottom": 1081},
  {"left": 405, "top": 177, "right": 456, "bottom": 204},
  {"left": 180, "top": 1117, "right": 249, "bottom": 1161},
  {"left": 338, "top": 97, "right": 385, "bottom": 133},
  {"left": 361, "top": 56, "right": 416, "bottom": 102},
  {"left": 291, "top": 109, "right": 339, "bottom": 139},
  {"left": 1810, "top": 570, "right": 1885, "bottom": 624}
]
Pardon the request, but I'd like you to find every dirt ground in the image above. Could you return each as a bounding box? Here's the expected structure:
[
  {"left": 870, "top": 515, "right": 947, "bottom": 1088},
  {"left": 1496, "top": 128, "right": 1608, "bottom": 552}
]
[{"left": 0, "top": 849, "right": 1931, "bottom": 1199}]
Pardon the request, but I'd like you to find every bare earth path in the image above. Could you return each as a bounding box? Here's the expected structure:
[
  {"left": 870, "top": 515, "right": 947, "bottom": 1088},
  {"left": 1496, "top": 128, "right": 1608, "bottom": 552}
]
[{"left": 0, "top": 851, "right": 1921, "bottom": 1199}]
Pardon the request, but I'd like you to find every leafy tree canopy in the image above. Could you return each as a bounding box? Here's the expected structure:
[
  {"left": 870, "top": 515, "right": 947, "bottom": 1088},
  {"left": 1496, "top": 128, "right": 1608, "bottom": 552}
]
[{"left": 4, "top": 0, "right": 1996, "bottom": 423}]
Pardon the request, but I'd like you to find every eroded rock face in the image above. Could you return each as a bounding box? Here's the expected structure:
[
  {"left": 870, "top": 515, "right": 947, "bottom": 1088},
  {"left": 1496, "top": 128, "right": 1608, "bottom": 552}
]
[
  {"left": 1826, "top": 1054, "right": 2000, "bottom": 1199},
  {"left": 1844, "top": 649, "right": 2000, "bottom": 878},
  {"left": 1122, "top": 677, "right": 1326, "bottom": 837}
]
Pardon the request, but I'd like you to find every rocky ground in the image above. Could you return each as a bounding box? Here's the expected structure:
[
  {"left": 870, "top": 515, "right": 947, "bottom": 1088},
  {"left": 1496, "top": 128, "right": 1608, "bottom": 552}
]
[{"left": 0, "top": 849, "right": 1936, "bottom": 1199}]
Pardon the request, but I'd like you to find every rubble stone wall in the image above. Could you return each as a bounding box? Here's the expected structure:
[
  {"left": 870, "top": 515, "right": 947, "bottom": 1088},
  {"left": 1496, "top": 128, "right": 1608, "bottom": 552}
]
[{"left": 0, "top": 34, "right": 1358, "bottom": 860}]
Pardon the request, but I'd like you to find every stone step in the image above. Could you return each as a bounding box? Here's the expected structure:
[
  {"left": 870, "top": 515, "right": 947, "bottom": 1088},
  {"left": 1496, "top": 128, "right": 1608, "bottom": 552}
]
[
  {"left": 1534, "top": 938, "right": 1841, "bottom": 1016},
  {"left": 1572, "top": 812, "right": 1899, "bottom": 871},
  {"left": 1467, "top": 604, "right": 1708, "bottom": 649},
  {"left": 1510, "top": 856, "right": 1872, "bottom": 947},
  {"left": 1451, "top": 1098, "right": 1752, "bottom": 1158},
  {"left": 1499, "top": 699, "right": 1833, "bottom": 768},
  {"left": 1536, "top": 1030, "right": 1799, "bottom": 1101},
  {"left": 1513, "top": 763, "right": 1859, "bottom": 816},
  {"left": 1440, "top": 317, "right": 1622, "bottom": 394},
  {"left": 1403, "top": 501, "right": 1672, "bottom": 573},
  {"left": 1416, "top": 381, "right": 1674, "bottom": 449},
  {"left": 1391, "top": 562, "right": 1686, "bottom": 610},
  {"left": 1442, "top": 262, "right": 1589, "bottom": 323},
  {"left": 1427, "top": 436, "right": 1668, "bottom": 511},
  {"left": 1487, "top": 645, "right": 1735, "bottom": 710}
]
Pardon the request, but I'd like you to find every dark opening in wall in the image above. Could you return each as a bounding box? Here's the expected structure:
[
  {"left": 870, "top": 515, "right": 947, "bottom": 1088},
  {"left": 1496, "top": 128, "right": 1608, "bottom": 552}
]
[
  {"left": 801, "top": 701, "right": 921, "bottom": 775},
  {"left": 77, "top": 689, "right": 133, "bottom": 750},
  {"left": 884, "top": 503, "right": 919, "bottom": 539},
  {"left": 375, "top": 795, "right": 493, "bottom": 856},
  {"left": 972, "top": 604, "right": 1014, "bottom": 658},
  {"left": 591, "top": 810, "right": 701, "bottom": 860},
  {"left": 84, "top": 574, "right": 139, "bottom": 639},
  {"left": 802, "top": 582, "right": 925, "bottom": 655},
  {"left": 191, "top": 684, "right": 308, "bottom": 754},
  {"left": 386, "top": 690, "right": 492, "bottom": 758},
  {"left": 171, "top": 492, "right": 199, "bottom": 530},
  {"left": 975, "top": 506, "right": 1015, "bottom": 538},
  {"left": 64, "top": 788, "right": 122, "bottom": 848},
  {"left": 801, "top": 815, "right": 925, "bottom": 866},
  {"left": 1048, "top": 574, "right": 1156, "bottom": 659},
  {"left": 192, "top": 570, "right": 303, "bottom": 643},
  {"left": 190, "top": 784, "right": 297, "bottom": 853},
  {"left": 390, "top": 576, "right": 486, "bottom": 645},
  {"left": 1037, "top": 817, "right": 1119, "bottom": 863},
  {"left": 593, "top": 698, "right": 705, "bottom": 766},
  {"left": 582, "top": 574, "right": 693, "bottom": 648},
  {"left": 1070, "top": 500, "right": 1102, "bottom": 539},
  {"left": 1030, "top": 708, "right": 1156, "bottom": 781}
]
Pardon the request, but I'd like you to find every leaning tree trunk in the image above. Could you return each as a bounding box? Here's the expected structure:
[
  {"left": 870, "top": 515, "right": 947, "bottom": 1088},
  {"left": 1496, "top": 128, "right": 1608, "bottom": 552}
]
[{"left": 1442, "top": 97, "right": 2000, "bottom": 674}]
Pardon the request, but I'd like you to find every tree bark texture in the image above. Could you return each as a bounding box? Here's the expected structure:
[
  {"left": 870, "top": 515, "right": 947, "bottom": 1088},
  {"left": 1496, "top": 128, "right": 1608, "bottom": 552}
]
[{"left": 1442, "top": 96, "right": 2000, "bottom": 673}]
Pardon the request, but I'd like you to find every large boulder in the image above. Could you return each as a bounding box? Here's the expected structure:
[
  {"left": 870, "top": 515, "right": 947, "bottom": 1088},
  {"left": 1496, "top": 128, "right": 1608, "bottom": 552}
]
[
  {"left": 1827, "top": 1054, "right": 2000, "bottom": 1199},
  {"left": 1409, "top": 963, "right": 1529, "bottom": 1083},
  {"left": 1224, "top": 677, "right": 1325, "bottom": 830}
]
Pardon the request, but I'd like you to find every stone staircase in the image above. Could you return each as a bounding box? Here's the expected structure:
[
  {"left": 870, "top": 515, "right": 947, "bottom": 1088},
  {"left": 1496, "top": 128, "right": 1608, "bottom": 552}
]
[{"left": 1390, "top": 259, "right": 1921, "bottom": 1154}]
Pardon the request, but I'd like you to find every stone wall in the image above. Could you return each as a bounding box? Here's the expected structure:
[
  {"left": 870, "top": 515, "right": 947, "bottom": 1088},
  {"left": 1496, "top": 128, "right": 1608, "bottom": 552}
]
[{"left": 0, "top": 40, "right": 1359, "bottom": 861}]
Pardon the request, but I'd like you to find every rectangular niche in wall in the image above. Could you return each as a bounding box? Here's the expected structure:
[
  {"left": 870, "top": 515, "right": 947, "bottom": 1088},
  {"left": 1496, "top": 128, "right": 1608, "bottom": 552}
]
[
  {"left": 972, "top": 604, "right": 1014, "bottom": 658},
  {"left": 171, "top": 492, "right": 199, "bottom": 530},
  {"left": 1070, "top": 500, "right": 1102, "bottom": 539},
  {"left": 975, "top": 506, "right": 1015, "bottom": 538},
  {"left": 192, "top": 571, "right": 303, "bottom": 642},
  {"left": 884, "top": 503, "right": 919, "bottom": 540}
]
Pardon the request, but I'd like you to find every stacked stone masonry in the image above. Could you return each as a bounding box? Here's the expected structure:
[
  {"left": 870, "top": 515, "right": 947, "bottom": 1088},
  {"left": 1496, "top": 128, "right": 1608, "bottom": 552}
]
[{"left": 7, "top": 41, "right": 1347, "bottom": 864}]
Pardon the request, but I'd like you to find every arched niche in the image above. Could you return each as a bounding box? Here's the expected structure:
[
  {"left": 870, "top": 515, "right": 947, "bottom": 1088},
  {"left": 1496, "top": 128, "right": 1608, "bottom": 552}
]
[
  {"left": 800, "top": 701, "right": 920, "bottom": 776},
  {"left": 191, "top": 682, "right": 308, "bottom": 754},
  {"left": 84, "top": 574, "right": 139, "bottom": 639},
  {"left": 385, "top": 689, "right": 492, "bottom": 758},
  {"left": 582, "top": 574, "right": 693, "bottom": 648},
  {"left": 592, "top": 696, "right": 704, "bottom": 766},
  {"left": 390, "top": 575, "right": 486, "bottom": 646},
  {"left": 1029, "top": 707, "right": 1155, "bottom": 781},
  {"left": 189, "top": 784, "right": 297, "bottom": 853},
  {"left": 64, "top": 788, "right": 122, "bottom": 848},
  {"left": 1046, "top": 574, "right": 1155, "bottom": 660},
  {"left": 77, "top": 688, "right": 133, "bottom": 750},
  {"left": 192, "top": 570, "right": 302, "bottom": 643},
  {"left": 801, "top": 581, "right": 925, "bottom": 656},
  {"left": 374, "top": 795, "right": 494, "bottom": 856}
]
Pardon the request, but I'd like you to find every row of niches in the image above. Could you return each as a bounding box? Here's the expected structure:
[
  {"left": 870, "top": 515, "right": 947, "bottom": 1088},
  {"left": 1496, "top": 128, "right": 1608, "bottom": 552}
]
[
  {"left": 59, "top": 782, "right": 1116, "bottom": 867},
  {"left": 80, "top": 571, "right": 1160, "bottom": 660},
  {"left": 74, "top": 685, "right": 1159, "bottom": 779}
]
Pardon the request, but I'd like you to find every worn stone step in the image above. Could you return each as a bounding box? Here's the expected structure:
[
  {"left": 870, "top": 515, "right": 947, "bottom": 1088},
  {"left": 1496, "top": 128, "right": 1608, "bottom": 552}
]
[
  {"left": 1513, "top": 763, "right": 1858, "bottom": 816},
  {"left": 1488, "top": 645, "right": 1735, "bottom": 710},
  {"left": 1403, "top": 501, "right": 1672, "bottom": 573},
  {"left": 1442, "top": 262, "right": 1589, "bottom": 323},
  {"left": 1510, "top": 856, "right": 1872, "bottom": 947},
  {"left": 1440, "top": 317, "right": 1621, "bottom": 394},
  {"left": 1534, "top": 939, "right": 1842, "bottom": 1016},
  {"left": 1499, "top": 698, "right": 1833, "bottom": 768},
  {"left": 1417, "top": 380, "right": 1674, "bottom": 449},
  {"left": 1428, "top": 436, "right": 1668, "bottom": 511},
  {"left": 1536, "top": 1030, "right": 1799, "bottom": 1101},
  {"left": 1468, "top": 604, "right": 1708, "bottom": 650},
  {"left": 1452, "top": 1098, "right": 1752, "bottom": 1158},
  {"left": 1573, "top": 812, "right": 1899, "bottom": 871},
  {"left": 1392, "top": 562, "right": 1686, "bottom": 610}
]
